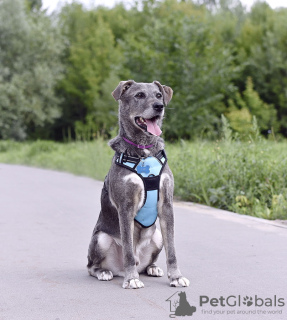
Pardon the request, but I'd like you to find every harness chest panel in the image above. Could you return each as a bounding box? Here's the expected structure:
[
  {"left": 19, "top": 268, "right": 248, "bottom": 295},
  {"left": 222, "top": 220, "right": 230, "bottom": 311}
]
[{"left": 115, "top": 150, "right": 167, "bottom": 228}]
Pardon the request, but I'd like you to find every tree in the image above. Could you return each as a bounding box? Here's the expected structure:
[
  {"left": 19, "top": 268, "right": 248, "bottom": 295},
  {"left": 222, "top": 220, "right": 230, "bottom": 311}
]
[
  {"left": 0, "top": 0, "right": 63, "bottom": 140},
  {"left": 234, "top": 2, "right": 287, "bottom": 135},
  {"left": 121, "top": 0, "right": 237, "bottom": 139},
  {"left": 26, "top": 0, "right": 42, "bottom": 10},
  {"left": 226, "top": 77, "right": 277, "bottom": 134},
  {"left": 55, "top": 3, "right": 122, "bottom": 139}
]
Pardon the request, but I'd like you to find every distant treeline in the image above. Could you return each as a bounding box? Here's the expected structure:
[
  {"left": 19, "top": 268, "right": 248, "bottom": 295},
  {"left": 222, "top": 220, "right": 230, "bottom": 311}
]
[{"left": 0, "top": 0, "right": 287, "bottom": 141}]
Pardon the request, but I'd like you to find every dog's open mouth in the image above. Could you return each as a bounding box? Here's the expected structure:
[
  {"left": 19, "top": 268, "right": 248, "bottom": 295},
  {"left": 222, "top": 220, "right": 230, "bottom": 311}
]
[{"left": 135, "top": 116, "right": 162, "bottom": 136}]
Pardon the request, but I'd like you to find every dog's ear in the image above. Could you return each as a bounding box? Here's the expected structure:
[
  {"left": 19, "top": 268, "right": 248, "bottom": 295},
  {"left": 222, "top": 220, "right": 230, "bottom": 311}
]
[
  {"left": 153, "top": 81, "right": 173, "bottom": 106},
  {"left": 112, "top": 80, "right": 135, "bottom": 101}
]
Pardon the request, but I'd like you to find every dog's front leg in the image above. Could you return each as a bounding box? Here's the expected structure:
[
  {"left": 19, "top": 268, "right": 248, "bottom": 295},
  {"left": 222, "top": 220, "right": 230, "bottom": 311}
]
[
  {"left": 159, "top": 173, "right": 190, "bottom": 287},
  {"left": 159, "top": 202, "right": 190, "bottom": 287},
  {"left": 118, "top": 203, "right": 144, "bottom": 289}
]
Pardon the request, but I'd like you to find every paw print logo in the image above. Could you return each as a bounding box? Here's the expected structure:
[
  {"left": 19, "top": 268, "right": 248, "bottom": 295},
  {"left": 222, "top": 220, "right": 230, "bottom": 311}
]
[{"left": 243, "top": 296, "right": 253, "bottom": 307}]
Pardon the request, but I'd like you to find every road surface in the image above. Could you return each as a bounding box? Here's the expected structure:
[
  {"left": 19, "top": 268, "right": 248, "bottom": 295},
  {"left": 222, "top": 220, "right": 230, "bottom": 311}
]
[{"left": 0, "top": 164, "right": 286, "bottom": 320}]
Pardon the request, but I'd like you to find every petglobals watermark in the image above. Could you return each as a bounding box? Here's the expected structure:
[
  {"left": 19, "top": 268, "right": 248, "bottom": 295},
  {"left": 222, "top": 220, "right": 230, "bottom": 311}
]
[
  {"left": 200, "top": 295, "right": 285, "bottom": 307},
  {"left": 165, "top": 293, "right": 285, "bottom": 318},
  {"left": 200, "top": 295, "right": 285, "bottom": 317}
]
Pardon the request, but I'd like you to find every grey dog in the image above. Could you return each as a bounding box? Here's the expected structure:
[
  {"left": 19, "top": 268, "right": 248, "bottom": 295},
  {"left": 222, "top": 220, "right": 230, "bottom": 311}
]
[{"left": 87, "top": 80, "right": 190, "bottom": 289}]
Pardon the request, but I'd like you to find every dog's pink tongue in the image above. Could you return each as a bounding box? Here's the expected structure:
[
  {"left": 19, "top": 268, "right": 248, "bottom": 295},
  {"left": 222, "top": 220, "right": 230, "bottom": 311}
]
[{"left": 146, "top": 118, "right": 162, "bottom": 136}]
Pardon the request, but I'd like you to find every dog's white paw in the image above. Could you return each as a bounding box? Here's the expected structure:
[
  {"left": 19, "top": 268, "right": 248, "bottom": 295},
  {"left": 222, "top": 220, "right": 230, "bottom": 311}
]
[
  {"left": 122, "top": 278, "right": 144, "bottom": 289},
  {"left": 147, "top": 265, "right": 164, "bottom": 277},
  {"left": 170, "top": 277, "right": 190, "bottom": 287},
  {"left": 97, "top": 270, "right": 113, "bottom": 281}
]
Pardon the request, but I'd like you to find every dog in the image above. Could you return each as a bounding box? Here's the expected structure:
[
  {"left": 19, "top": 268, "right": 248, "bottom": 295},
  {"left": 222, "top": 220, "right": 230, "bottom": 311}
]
[{"left": 87, "top": 80, "right": 190, "bottom": 289}]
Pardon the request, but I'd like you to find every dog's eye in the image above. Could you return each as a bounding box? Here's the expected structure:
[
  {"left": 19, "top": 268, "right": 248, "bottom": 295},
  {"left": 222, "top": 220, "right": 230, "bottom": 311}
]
[
  {"left": 156, "top": 93, "right": 162, "bottom": 99},
  {"left": 135, "top": 92, "right": 146, "bottom": 99}
]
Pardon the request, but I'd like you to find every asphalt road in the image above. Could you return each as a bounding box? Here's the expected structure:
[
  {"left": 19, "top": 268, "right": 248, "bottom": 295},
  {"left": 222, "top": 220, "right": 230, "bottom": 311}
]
[{"left": 0, "top": 164, "right": 287, "bottom": 320}]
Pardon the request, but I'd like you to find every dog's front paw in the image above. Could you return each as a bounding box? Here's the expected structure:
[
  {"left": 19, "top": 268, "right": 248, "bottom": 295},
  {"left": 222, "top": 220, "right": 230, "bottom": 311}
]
[
  {"left": 170, "top": 276, "right": 190, "bottom": 287},
  {"left": 147, "top": 265, "right": 164, "bottom": 277},
  {"left": 122, "top": 278, "right": 144, "bottom": 289}
]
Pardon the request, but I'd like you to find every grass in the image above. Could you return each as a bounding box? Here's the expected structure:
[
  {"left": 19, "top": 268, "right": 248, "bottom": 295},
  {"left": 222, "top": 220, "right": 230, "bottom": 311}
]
[
  {"left": 0, "top": 139, "right": 113, "bottom": 181},
  {"left": 169, "top": 139, "right": 287, "bottom": 220},
  {"left": 0, "top": 135, "right": 287, "bottom": 220}
]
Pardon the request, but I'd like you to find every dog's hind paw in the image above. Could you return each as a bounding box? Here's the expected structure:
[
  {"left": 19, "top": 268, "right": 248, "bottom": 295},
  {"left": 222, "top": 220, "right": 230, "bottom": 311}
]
[
  {"left": 122, "top": 278, "right": 144, "bottom": 289},
  {"left": 97, "top": 270, "right": 113, "bottom": 281},
  {"left": 170, "top": 276, "right": 190, "bottom": 287},
  {"left": 147, "top": 265, "right": 164, "bottom": 277},
  {"left": 88, "top": 268, "right": 113, "bottom": 281}
]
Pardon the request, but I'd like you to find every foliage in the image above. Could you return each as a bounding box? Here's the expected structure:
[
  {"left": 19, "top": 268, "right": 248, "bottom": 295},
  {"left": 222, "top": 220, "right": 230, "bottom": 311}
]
[
  {"left": 0, "top": 0, "right": 63, "bottom": 140},
  {"left": 1, "top": 0, "right": 287, "bottom": 140},
  {"left": 120, "top": 0, "right": 237, "bottom": 140},
  {"left": 53, "top": 0, "right": 287, "bottom": 140},
  {"left": 169, "top": 128, "right": 287, "bottom": 220},
  {"left": 0, "top": 139, "right": 113, "bottom": 180},
  {"left": 234, "top": 2, "right": 287, "bottom": 135},
  {"left": 226, "top": 77, "right": 277, "bottom": 135},
  {"left": 55, "top": 3, "right": 121, "bottom": 140},
  {"left": 1, "top": 131, "right": 286, "bottom": 220}
]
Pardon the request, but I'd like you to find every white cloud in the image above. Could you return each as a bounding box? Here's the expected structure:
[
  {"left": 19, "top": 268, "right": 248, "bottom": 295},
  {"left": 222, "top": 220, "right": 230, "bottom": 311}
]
[
  {"left": 42, "top": 0, "right": 120, "bottom": 12},
  {"left": 42, "top": 0, "right": 287, "bottom": 13},
  {"left": 240, "top": 0, "right": 287, "bottom": 9}
]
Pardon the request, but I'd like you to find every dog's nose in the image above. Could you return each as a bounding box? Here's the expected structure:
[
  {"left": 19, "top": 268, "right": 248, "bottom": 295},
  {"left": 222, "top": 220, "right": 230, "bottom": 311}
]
[{"left": 153, "top": 102, "right": 164, "bottom": 112}]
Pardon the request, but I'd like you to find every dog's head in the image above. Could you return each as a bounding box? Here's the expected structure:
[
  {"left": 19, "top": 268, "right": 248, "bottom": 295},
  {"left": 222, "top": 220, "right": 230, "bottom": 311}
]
[{"left": 112, "top": 80, "right": 173, "bottom": 138}]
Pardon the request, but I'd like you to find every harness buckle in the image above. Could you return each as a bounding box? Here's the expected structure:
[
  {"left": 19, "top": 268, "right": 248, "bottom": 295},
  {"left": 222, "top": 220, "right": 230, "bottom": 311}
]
[{"left": 122, "top": 154, "right": 128, "bottom": 163}]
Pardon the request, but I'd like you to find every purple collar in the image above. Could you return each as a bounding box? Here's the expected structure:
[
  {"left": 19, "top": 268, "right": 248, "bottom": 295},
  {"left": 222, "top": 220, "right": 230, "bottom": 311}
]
[{"left": 122, "top": 137, "right": 154, "bottom": 149}]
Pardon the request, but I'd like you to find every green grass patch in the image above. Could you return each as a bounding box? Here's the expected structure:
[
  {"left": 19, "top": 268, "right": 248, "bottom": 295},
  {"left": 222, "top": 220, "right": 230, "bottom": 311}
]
[
  {"left": 1, "top": 138, "right": 287, "bottom": 220},
  {"left": 0, "top": 139, "right": 113, "bottom": 181}
]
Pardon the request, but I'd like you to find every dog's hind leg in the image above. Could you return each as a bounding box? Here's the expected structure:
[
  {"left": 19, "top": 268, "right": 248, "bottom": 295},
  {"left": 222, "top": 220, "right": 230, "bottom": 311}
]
[
  {"left": 146, "top": 228, "right": 164, "bottom": 277},
  {"left": 135, "top": 227, "right": 164, "bottom": 276},
  {"left": 87, "top": 231, "right": 114, "bottom": 281},
  {"left": 146, "top": 262, "right": 164, "bottom": 277}
]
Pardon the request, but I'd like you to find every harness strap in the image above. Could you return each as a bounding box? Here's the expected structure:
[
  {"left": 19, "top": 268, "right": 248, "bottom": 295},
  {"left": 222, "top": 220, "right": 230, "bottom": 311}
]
[
  {"left": 114, "top": 150, "right": 167, "bottom": 228},
  {"left": 115, "top": 150, "right": 167, "bottom": 167}
]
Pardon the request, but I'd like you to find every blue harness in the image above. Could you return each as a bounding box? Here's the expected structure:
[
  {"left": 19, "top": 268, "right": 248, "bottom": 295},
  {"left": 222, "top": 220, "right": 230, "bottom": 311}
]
[{"left": 115, "top": 150, "right": 167, "bottom": 228}]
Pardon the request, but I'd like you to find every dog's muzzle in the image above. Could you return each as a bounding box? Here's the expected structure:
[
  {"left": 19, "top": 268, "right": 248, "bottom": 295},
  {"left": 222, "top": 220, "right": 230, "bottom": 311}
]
[{"left": 153, "top": 102, "right": 164, "bottom": 112}]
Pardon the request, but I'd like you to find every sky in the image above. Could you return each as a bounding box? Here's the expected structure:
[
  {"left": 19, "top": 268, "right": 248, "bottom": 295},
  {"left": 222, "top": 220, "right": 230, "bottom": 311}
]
[{"left": 42, "top": 0, "right": 287, "bottom": 12}]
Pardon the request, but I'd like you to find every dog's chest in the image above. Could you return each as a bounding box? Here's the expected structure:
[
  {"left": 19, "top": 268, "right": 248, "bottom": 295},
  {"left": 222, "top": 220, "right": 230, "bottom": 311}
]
[{"left": 115, "top": 151, "right": 167, "bottom": 227}]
